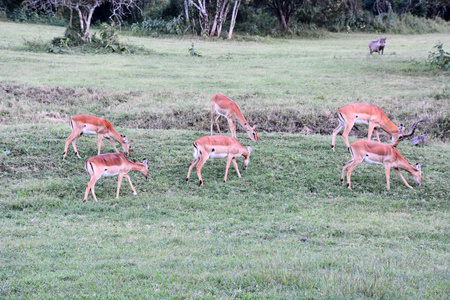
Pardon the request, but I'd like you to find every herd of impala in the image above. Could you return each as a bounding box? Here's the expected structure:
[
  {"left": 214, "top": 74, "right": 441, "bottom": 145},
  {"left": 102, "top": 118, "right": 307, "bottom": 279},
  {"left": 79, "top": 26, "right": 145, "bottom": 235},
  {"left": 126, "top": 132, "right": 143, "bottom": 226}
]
[{"left": 62, "top": 94, "right": 425, "bottom": 202}]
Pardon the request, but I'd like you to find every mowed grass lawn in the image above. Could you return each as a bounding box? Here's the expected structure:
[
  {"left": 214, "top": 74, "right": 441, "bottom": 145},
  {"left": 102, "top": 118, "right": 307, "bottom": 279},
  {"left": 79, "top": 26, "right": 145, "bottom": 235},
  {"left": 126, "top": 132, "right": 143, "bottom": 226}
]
[{"left": 0, "top": 21, "right": 449, "bottom": 298}]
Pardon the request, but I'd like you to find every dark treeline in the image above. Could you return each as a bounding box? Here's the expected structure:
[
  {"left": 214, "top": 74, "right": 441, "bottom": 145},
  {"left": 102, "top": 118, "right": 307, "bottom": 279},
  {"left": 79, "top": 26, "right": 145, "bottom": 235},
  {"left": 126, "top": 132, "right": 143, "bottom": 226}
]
[{"left": 1, "top": 0, "right": 450, "bottom": 38}]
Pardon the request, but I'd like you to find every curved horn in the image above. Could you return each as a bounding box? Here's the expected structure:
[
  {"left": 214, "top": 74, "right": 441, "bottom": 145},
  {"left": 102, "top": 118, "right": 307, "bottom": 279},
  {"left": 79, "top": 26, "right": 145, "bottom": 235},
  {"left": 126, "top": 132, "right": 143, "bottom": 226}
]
[{"left": 403, "top": 119, "right": 429, "bottom": 137}]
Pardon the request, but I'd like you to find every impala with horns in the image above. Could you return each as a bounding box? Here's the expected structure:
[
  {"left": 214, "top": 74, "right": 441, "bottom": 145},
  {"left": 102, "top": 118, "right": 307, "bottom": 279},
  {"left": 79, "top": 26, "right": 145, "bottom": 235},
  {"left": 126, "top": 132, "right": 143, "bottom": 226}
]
[
  {"left": 63, "top": 115, "right": 131, "bottom": 160},
  {"left": 211, "top": 94, "right": 258, "bottom": 143},
  {"left": 186, "top": 136, "right": 252, "bottom": 186},
  {"left": 331, "top": 103, "right": 427, "bottom": 151},
  {"left": 341, "top": 140, "right": 422, "bottom": 190},
  {"left": 84, "top": 153, "right": 149, "bottom": 202}
]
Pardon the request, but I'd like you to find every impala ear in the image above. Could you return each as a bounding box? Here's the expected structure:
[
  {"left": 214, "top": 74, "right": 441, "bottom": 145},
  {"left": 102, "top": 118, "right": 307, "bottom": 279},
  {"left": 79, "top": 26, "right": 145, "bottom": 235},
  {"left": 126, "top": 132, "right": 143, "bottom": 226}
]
[
  {"left": 143, "top": 158, "right": 148, "bottom": 168},
  {"left": 247, "top": 146, "right": 252, "bottom": 155},
  {"left": 124, "top": 136, "right": 129, "bottom": 143},
  {"left": 244, "top": 124, "right": 250, "bottom": 131},
  {"left": 416, "top": 163, "right": 421, "bottom": 172},
  {"left": 252, "top": 125, "right": 256, "bottom": 130},
  {"left": 398, "top": 125, "right": 405, "bottom": 134}
]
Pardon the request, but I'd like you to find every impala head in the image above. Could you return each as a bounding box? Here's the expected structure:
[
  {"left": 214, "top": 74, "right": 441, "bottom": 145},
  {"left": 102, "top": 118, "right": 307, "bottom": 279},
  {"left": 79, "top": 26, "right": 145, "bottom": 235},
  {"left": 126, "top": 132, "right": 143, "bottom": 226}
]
[
  {"left": 243, "top": 146, "right": 252, "bottom": 170},
  {"left": 413, "top": 163, "right": 422, "bottom": 186},
  {"left": 392, "top": 124, "right": 405, "bottom": 147},
  {"left": 244, "top": 124, "right": 258, "bottom": 143},
  {"left": 121, "top": 136, "right": 131, "bottom": 156},
  {"left": 393, "top": 119, "right": 429, "bottom": 147}
]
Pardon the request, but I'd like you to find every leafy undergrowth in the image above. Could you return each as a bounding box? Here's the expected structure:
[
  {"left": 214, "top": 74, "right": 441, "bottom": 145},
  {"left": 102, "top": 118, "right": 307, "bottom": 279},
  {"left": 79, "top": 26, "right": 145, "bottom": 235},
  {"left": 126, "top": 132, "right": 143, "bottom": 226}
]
[{"left": 0, "top": 124, "right": 448, "bottom": 298}]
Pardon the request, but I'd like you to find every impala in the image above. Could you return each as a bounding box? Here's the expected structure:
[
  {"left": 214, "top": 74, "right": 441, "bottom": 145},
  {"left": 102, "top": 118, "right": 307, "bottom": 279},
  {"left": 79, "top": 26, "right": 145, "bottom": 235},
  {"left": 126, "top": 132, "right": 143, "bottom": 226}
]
[
  {"left": 63, "top": 115, "right": 131, "bottom": 160},
  {"left": 210, "top": 94, "right": 259, "bottom": 143},
  {"left": 84, "top": 153, "right": 149, "bottom": 202},
  {"left": 186, "top": 136, "right": 252, "bottom": 186},
  {"left": 331, "top": 103, "right": 426, "bottom": 151},
  {"left": 341, "top": 140, "right": 422, "bottom": 190}
]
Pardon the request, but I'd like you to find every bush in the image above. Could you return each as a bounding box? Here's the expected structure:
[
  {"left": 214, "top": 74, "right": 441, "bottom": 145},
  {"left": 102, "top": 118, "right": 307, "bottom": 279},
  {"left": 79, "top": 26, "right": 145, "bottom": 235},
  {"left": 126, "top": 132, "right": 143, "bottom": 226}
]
[
  {"left": 9, "top": 6, "right": 66, "bottom": 26},
  {"left": 131, "top": 16, "right": 187, "bottom": 36},
  {"left": 98, "top": 22, "right": 130, "bottom": 53},
  {"left": 427, "top": 42, "right": 450, "bottom": 71}
]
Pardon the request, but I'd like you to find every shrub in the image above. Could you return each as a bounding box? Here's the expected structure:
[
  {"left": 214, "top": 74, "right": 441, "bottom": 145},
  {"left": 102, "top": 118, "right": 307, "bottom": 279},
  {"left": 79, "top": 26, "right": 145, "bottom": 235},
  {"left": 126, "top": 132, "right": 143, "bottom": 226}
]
[
  {"left": 427, "top": 42, "right": 450, "bottom": 71},
  {"left": 9, "top": 6, "right": 66, "bottom": 26},
  {"left": 98, "top": 22, "right": 130, "bottom": 53},
  {"left": 131, "top": 16, "right": 187, "bottom": 36}
]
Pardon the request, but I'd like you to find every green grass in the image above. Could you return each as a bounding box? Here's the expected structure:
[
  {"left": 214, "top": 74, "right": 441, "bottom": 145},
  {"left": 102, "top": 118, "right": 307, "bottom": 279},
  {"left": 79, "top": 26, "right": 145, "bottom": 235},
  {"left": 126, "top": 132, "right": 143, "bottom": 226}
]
[{"left": 0, "top": 21, "right": 449, "bottom": 298}]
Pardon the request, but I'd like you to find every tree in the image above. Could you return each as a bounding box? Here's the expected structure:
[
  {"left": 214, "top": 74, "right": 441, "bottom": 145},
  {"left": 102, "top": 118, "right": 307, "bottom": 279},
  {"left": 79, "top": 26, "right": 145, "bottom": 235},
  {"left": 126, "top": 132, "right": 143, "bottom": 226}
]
[
  {"left": 187, "top": 0, "right": 243, "bottom": 38},
  {"left": 264, "top": 0, "right": 305, "bottom": 30},
  {"left": 25, "top": 0, "right": 141, "bottom": 41}
]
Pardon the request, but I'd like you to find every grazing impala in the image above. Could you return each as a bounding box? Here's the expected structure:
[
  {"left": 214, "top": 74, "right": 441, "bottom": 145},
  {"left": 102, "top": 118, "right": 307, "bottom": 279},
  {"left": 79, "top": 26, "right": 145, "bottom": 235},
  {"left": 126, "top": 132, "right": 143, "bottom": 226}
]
[
  {"left": 341, "top": 140, "right": 422, "bottom": 190},
  {"left": 186, "top": 136, "right": 252, "bottom": 186},
  {"left": 331, "top": 103, "right": 426, "bottom": 151},
  {"left": 84, "top": 153, "right": 149, "bottom": 202},
  {"left": 63, "top": 115, "right": 131, "bottom": 160},
  {"left": 210, "top": 94, "right": 258, "bottom": 143}
]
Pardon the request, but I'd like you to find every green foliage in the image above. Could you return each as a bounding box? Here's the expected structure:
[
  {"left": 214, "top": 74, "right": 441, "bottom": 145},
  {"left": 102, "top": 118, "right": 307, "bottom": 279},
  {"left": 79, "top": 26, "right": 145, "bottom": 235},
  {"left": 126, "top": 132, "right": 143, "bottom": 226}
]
[
  {"left": 8, "top": 6, "right": 66, "bottom": 26},
  {"left": 427, "top": 42, "right": 450, "bottom": 71},
  {"left": 188, "top": 43, "right": 202, "bottom": 56},
  {"left": 131, "top": 15, "right": 187, "bottom": 36},
  {"left": 98, "top": 22, "right": 130, "bottom": 53}
]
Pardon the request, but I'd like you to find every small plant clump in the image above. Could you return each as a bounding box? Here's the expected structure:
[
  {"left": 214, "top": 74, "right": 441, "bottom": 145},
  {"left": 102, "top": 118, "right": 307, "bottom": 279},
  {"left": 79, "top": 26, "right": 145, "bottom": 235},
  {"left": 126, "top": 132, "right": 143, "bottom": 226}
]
[
  {"left": 188, "top": 43, "right": 202, "bottom": 57},
  {"left": 427, "top": 42, "right": 450, "bottom": 71}
]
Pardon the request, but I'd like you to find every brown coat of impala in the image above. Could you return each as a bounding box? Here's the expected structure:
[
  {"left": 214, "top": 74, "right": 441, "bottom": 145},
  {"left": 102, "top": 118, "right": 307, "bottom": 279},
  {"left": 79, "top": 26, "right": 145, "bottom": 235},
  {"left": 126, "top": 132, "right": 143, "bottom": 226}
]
[
  {"left": 63, "top": 115, "right": 131, "bottom": 160},
  {"left": 341, "top": 140, "right": 422, "bottom": 190},
  {"left": 331, "top": 103, "right": 426, "bottom": 151},
  {"left": 186, "top": 136, "right": 252, "bottom": 186},
  {"left": 210, "top": 94, "right": 258, "bottom": 143},
  {"left": 84, "top": 153, "right": 149, "bottom": 202}
]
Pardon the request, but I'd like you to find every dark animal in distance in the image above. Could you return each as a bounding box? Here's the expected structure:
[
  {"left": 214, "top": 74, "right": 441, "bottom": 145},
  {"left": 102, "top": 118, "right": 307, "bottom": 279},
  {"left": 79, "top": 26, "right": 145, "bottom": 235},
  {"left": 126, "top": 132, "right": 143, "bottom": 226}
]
[
  {"left": 411, "top": 135, "right": 428, "bottom": 146},
  {"left": 369, "top": 38, "right": 386, "bottom": 54}
]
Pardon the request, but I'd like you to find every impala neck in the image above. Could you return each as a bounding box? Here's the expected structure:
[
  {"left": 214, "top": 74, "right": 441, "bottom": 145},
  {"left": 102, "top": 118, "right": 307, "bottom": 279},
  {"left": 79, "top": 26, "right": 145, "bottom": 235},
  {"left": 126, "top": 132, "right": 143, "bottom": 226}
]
[
  {"left": 130, "top": 162, "right": 145, "bottom": 173},
  {"left": 109, "top": 128, "right": 126, "bottom": 144},
  {"left": 382, "top": 118, "right": 399, "bottom": 136},
  {"left": 393, "top": 152, "right": 418, "bottom": 175},
  {"left": 235, "top": 110, "right": 250, "bottom": 128}
]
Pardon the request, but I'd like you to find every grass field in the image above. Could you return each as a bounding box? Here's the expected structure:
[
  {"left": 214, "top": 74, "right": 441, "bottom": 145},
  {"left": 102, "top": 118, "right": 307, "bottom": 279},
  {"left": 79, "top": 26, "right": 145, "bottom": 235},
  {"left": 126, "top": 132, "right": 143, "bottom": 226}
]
[{"left": 0, "top": 21, "right": 449, "bottom": 298}]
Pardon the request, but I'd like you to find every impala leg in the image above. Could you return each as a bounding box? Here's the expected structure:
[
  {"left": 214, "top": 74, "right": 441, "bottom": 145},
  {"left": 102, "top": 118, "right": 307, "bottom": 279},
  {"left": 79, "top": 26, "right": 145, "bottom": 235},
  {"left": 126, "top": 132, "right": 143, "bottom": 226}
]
[
  {"left": 345, "top": 158, "right": 363, "bottom": 190},
  {"left": 367, "top": 123, "right": 377, "bottom": 141},
  {"left": 116, "top": 173, "right": 124, "bottom": 198},
  {"left": 384, "top": 164, "right": 391, "bottom": 190},
  {"left": 341, "top": 159, "right": 353, "bottom": 185},
  {"left": 331, "top": 121, "right": 344, "bottom": 151},
  {"left": 394, "top": 168, "right": 412, "bottom": 189},
  {"left": 105, "top": 137, "right": 120, "bottom": 153},
  {"left": 211, "top": 106, "right": 215, "bottom": 136},
  {"left": 215, "top": 115, "right": 222, "bottom": 135},
  {"left": 232, "top": 158, "right": 241, "bottom": 178},
  {"left": 341, "top": 122, "right": 354, "bottom": 149},
  {"left": 84, "top": 173, "right": 101, "bottom": 202},
  {"left": 97, "top": 134, "right": 104, "bottom": 155},
  {"left": 124, "top": 174, "right": 138, "bottom": 195},
  {"left": 227, "top": 118, "right": 235, "bottom": 138},
  {"left": 186, "top": 157, "right": 200, "bottom": 183},
  {"left": 373, "top": 128, "right": 381, "bottom": 143},
  {"left": 195, "top": 155, "right": 209, "bottom": 186},
  {"left": 63, "top": 129, "right": 82, "bottom": 159},
  {"left": 224, "top": 155, "right": 233, "bottom": 182}
]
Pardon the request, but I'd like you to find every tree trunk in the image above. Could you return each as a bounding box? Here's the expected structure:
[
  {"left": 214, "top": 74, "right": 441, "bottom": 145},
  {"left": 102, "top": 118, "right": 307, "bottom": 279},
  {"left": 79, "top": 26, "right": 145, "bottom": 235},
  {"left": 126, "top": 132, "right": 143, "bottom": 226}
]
[
  {"left": 227, "top": 0, "right": 240, "bottom": 39},
  {"left": 216, "top": 0, "right": 230, "bottom": 37},
  {"left": 277, "top": 0, "right": 288, "bottom": 30},
  {"left": 209, "top": 0, "right": 222, "bottom": 37},
  {"left": 184, "top": 0, "right": 190, "bottom": 22}
]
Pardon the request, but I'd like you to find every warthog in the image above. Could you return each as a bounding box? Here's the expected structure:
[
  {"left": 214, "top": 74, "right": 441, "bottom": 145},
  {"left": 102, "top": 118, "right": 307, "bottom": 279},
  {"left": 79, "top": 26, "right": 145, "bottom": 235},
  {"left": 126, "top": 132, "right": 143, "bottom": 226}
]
[{"left": 369, "top": 38, "right": 386, "bottom": 54}]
